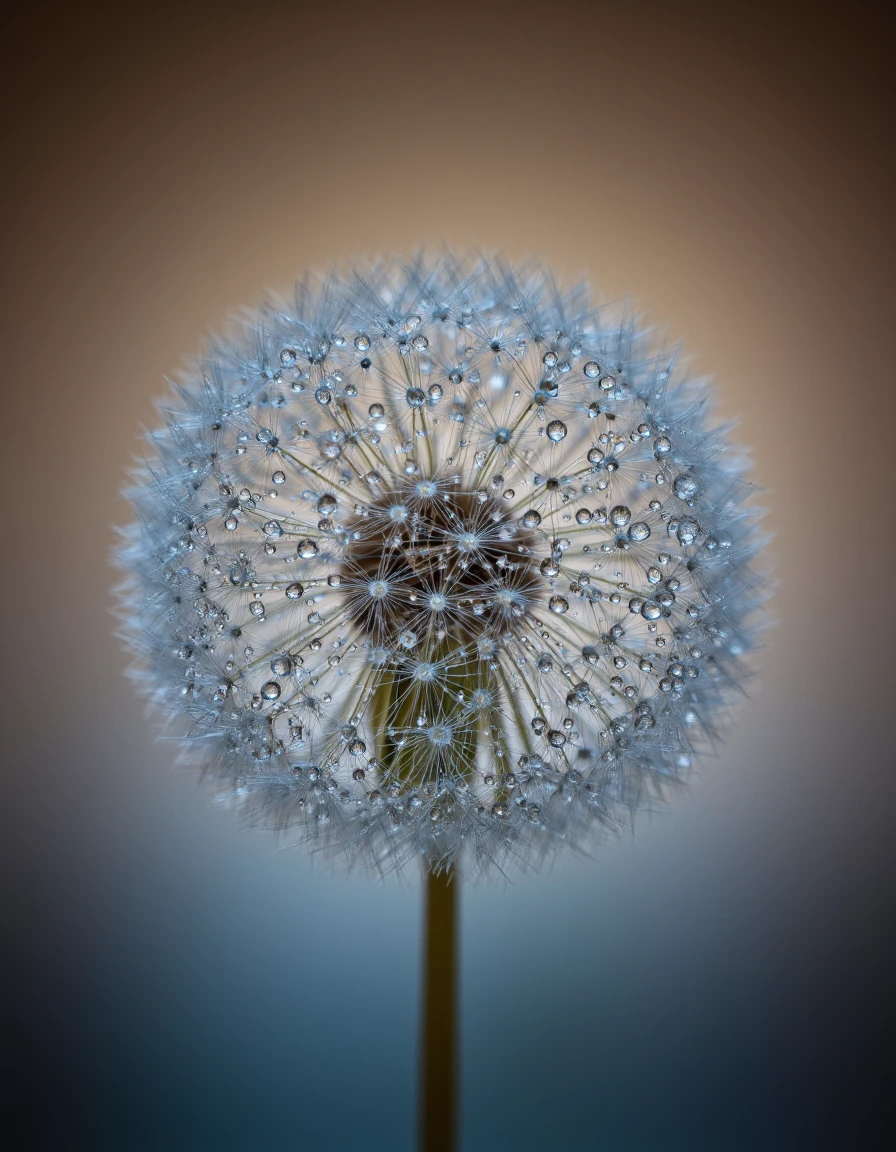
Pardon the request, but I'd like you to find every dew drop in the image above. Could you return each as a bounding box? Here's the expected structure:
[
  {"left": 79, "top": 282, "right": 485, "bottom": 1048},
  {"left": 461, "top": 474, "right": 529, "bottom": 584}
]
[
  {"left": 272, "top": 470, "right": 286, "bottom": 484},
  {"left": 628, "top": 522, "right": 651, "bottom": 541},
  {"left": 406, "top": 387, "right": 426, "bottom": 408},
  {"left": 522, "top": 509, "right": 542, "bottom": 528},
  {"left": 546, "top": 420, "right": 567, "bottom": 442},
  {"left": 674, "top": 473, "right": 700, "bottom": 500},
  {"left": 354, "top": 334, "right": 371, "bottom": 351},
  {"left": 609, "top": 505, "right": 631, "bottom": 528},
  {"left": 260, "top": 681, "right": 281, "bottom": 701},
  {"left": 584, "top": 361, "right": 601, "bottom": 378},
  {"left": 549, "top": 595, "right": 569, "bottom": 614},
  {"left": 317, "top": 494, "right": 337, "bottom": 515},
  {"left": 285, "top": 582, "right": 305, "bottom": 599},
  {"left": 297, "top": 539, "right": 319, "bottom": 559},
  {"left": 575, "top": 508, "right": 592, "bottom": 525},
  {"left": 271, "top": 655, "right": 293, "bottom": 676}
]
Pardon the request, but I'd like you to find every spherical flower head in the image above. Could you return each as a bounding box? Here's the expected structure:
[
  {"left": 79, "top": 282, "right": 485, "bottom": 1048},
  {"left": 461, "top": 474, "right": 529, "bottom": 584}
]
[{"left": 115, "top": 253, "right": 766, "bottom": 878}]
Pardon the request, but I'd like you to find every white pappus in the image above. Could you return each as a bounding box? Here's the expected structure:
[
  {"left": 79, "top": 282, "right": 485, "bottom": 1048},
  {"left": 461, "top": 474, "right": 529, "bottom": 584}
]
[{"left": 115, "top": 253, "right": 767, "bottom": 879}]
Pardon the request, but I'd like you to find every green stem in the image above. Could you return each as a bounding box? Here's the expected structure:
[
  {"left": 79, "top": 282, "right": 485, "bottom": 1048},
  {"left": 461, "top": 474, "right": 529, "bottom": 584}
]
[{"left": 419, "top": 866, "right": 458, "bottom": 1152}]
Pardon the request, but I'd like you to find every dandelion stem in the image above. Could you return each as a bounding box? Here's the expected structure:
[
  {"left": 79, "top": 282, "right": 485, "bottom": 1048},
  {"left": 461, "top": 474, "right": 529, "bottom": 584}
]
[{"left": 419, "top": 865, "right": 458, "bottom": 1152}]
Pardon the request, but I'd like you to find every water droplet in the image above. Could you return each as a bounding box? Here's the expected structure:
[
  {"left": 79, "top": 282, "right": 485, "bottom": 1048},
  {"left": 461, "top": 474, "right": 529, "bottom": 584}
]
[
  {"left": 224, "top": 516, "right": 238, "bottom": 531},
  {"left": 260, "top": 681, "right": 281, "bottom": 701},
  {"left": 428, "top": 383, "right": 443, "bottom": 402},
  {"left": 271, "top": 655, "right": 293, "bottom": 676},
  {"left": 609, "top": 505, "right": 631, "bottom": 528},
  {"left": 280, "top": 348, "right": 297, "bottom": 366},
  {"left": 406, "top": 387, "right": 426, "bottom": 408},
  {"left": 654, "top": 436, "right": 672, "bottom": 455},
  {"left": 540, "top": 558, "right": 560, "bottom": 577},
  {"left": 411, "top": 334, "right": 429, "bottom": 352},
  {"left": 536, "top": 655, "right": 554, "bottom": 672},
  {"left": 315, "top": 387, "right": 332, "bottom": 406},
  {"left": 317, "top": 494, "right": 337, "bottom": 515},
  {"left": 587, "top": 446, "right": 604, "bottom": 465},
  {"left": 493, "top": 427, "right": 511, "bottom": 445},
  {"left": 584, "top": 361, "right": 601, "bottom": 378},
  {"left": 628, "top": 522, "right": 651, "bottom": 541},
  {"left": 285, "top": 582, "right": 304, "bottom": 599},
  {"left": 546, "top": 420, "right": 567, "bottom": 442},
  {"left": 548, "top": 730, "right": 566, "bottom": 748},
  {"left": 549, "top": 595, "right": 569, "bottom": 614},
  {"left": 297, "top": 539, "right": 319, "bottom": 559},
  {"left": 674, "top": 473, "right": 700, "bottom": 500},
  {"left": 349, "top": 738, "right": 366, "bottom": 756},
  {"left": 641, "top": 600, "right": 662, "bottom": 620},
  {"left": 575, "top": 508, "right": 592, "bottom": 525},
  {"left": 263, "top": 520, "right": 283, "bottom": 537},
  {"left": 522, "top": 509, "right": 542, "bottom": 528},
  {"left": 272, "top": 470, "right": 286, "bottom": 484},
  {"left": 354, "top": 334, "right": 371, "bottom": 351},
  {"left": 256, "top": 428, "right": 276, "bottom": 444}
]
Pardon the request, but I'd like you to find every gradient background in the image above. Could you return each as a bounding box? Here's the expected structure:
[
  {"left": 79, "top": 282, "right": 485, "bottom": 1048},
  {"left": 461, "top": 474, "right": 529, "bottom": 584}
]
[{"left": 4, "top": 3, "right": 894, "bottom": 1149}]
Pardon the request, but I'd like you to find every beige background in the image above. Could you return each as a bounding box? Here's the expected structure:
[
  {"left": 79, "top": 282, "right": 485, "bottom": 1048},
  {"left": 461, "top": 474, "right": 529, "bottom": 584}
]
[{"left": 4, "top": 4, "right": 894, "bottom": 1149}]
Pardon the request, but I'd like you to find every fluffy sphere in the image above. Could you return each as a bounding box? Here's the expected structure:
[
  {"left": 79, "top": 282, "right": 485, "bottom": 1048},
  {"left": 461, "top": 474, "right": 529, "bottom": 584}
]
[{"left": 116, "top": 254, "right": 765, "bottom": 877}]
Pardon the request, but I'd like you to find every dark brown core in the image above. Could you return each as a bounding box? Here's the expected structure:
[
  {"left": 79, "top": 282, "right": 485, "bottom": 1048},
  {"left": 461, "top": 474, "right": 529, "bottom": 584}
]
[{"left": 338, "top": 486, "right": 544, "bottom": 645}]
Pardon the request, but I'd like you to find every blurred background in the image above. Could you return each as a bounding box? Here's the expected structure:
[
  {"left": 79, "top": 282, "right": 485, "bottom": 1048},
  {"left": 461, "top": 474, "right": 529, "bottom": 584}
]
[{"left": 4, "top": 3, "right": 894, "bottom": 1149}]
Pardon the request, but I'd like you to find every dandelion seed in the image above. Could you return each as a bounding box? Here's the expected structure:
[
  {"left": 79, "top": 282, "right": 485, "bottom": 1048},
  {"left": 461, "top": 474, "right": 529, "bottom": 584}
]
[{"left": 115, "top": 253, "right": 766, "bottom": 878}]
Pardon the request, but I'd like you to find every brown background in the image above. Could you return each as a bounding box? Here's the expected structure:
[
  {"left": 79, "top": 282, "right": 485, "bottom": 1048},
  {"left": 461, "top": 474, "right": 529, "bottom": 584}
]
[{"left": 4, "top": 3, "right": 894, "bottom": 1149}]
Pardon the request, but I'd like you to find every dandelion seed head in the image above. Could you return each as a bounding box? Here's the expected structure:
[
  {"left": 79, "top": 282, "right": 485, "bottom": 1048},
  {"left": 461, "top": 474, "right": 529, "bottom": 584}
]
[{"left": 115, "top": 252, "right": 767, "bottom": 878}]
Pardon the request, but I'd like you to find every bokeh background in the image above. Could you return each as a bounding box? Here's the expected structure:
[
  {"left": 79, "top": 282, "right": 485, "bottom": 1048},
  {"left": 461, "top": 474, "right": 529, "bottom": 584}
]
[{"left": 4, "top": 3, "right": 894, "bottom": 1149}]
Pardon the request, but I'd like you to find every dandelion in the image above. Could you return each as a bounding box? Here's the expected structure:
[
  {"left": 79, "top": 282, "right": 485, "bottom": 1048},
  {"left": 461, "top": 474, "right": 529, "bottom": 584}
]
[
  {"left": 116, "top": 253, "right": 766, "bottom": 1150},
  {"left": 116, "top": 252, "right": 765, "bottom": 880}
]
